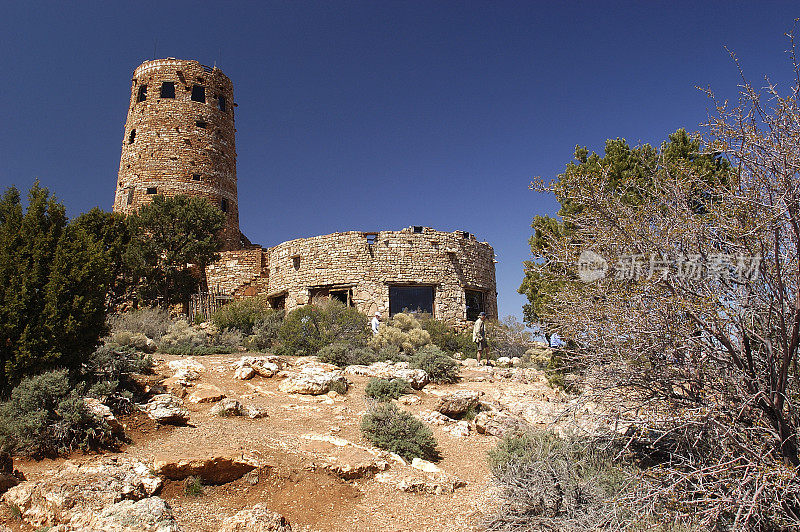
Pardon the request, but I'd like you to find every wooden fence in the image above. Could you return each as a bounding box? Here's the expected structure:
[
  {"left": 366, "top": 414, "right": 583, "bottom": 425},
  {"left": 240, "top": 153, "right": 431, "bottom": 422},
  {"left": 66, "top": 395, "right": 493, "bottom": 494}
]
[{"left": 189, "top": 288, "right": 231, "bottom": 321}]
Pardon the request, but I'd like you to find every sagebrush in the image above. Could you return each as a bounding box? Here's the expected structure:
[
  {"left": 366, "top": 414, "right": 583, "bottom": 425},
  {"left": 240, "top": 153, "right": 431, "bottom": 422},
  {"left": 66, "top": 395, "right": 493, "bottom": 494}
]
[{"left": 361, "top": 402, "right": 439, "bottom": 461}]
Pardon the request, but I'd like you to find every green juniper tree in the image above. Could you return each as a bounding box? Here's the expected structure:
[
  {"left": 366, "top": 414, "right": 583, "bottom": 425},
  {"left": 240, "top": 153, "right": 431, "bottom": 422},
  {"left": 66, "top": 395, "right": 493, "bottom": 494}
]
[{"left": 124, "top": 194, "right": 225, "bottom": 309}]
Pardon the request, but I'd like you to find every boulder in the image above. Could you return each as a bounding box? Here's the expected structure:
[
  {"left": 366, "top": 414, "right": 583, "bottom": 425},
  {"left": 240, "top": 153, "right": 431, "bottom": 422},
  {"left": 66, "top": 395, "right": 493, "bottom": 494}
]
[
  {"left": 510, "top": 356, "right": 522, "bottom": 367},
  {"left": 2, "top": 457, "right": 162, "bottom": 530},
  {"left": 86, "top": 496, "right": 179, "bottom": 531},
  {"left": 435, "top": 390, "right": 481, "bottom": 417},
  {"left": 186, "top": 384, "right": 225, "bottom": 404},
  {"left": 496, "top": 356, "right": 512, "bottom": 367},
  {"left": 218, "top": 504, "right": 292, "bottom": 532},
  {"left": 420, "top": 410, "right": 453, "bottom": 426},
  {"left": 83, "top": 397, "right": 125, "bottom": 436},
  {"left": 168, "top": 357, "right": 205, "bottom": 373},
  {"left": 443, "top": 420, "right": 471, "bottom": 438},
  {"left": 309, "top": 459, "right": 388, "bottom": 481},
  {"left": 474, "top": 410, "right": 527, "bottom": 438},
  {"left": 233, "top": 356, "right": 283, "bottom": 378},
  {"left": 462, "top": 358, "right": 479, "bottom": 367},
  {"left": 210, "top": 398, "right": 268, "bottom": 419},
  {"left": 234, "top": 366, "right": 256, "bottom": 380},
  {"left": 153, "top": 455, "right": 258, "bottom": 484},
  {"left": 375, "top": 470, "right": 466, "bottom": 495},
  {"left": 143, "top": 394, "right": 190, "bottom": 425},
  {"left": 278, "top": 365, "right": 348, "bottom": 395},
  {"left": 344, "top": 361, "right": 429, "bottom": 389},
  {"left": 410, "top": 458, "right": 441, "bottom": 474}
]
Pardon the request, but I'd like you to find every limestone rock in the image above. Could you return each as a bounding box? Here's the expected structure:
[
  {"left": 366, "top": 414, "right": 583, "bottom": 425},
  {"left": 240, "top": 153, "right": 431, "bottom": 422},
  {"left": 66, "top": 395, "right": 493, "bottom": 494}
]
[
  {"left": 443, "top": 420, "right": 471, "bottom": 438},
  {"left": 168, "top": 357, "right": 205, "bottom": 373},
  {"left": 83, "top": 397, "right": 125, "bottom": 436},
  {"left": 410, "top": 458, "right": 441, "bottom": 473},
  {"left": 435, "top": 390, "right": 481, "bottom": 417},
  {"left": 344, "top": 361, "right": 429, "bottom": 389},
  {"left": 234, "top": 366, "right": 256, "bottom": 380},
  {"left": 233, "top": 356, "right": 282, "bottom": 378},
  {"left": 143, "top": 394, "right": 190, "bottom": 425},
  {"left": 420, "top": 410, "right": 453, "bottom": 426},
  {"left": 186, "top": 383, "right": 225, "bottom": 404},
  {"left": 510, "top": 356, "right": 522, "bottom": 367},
  {"left": 210, "top": 398, "right": 268, "bottom": 419},
  {"left": 86, "top": 496, "right": 179, "bottom": 532},
  {"left": 218, "top": 504, "right": 292, "bottom": 531},
  {"left": 375, "top": 470, "right": 466, "bottom": 495},
  {"left": 309, "top": 459, "right": 388, "bottom": 480},
  {"left": 2, "top": 457, "right": 162, "bottom": 530},
  {"left": 474, "top": 410, "right": 527, "bottom": 438},
  {"left": 153, "top": 455, "right": 258, "bottom": 484},
  {"left": 495, "top": 356, "right": 512, "bottom": 367},
  {"left": 278, "top": 365, "right": 348, "bottom": 395},
  {"left": 462, "top": 358, "right": 478, "bottom": 367}
]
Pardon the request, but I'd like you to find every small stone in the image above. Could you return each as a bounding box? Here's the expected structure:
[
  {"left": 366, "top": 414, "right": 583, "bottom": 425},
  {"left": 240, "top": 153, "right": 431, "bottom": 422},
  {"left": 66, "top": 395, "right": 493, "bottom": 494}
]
[{"left": 397, "top": 394, "right": 420, "bottom": 405}]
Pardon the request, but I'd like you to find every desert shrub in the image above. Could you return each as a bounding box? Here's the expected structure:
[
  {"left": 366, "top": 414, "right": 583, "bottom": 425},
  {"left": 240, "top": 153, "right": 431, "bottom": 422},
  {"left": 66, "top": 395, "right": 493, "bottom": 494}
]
[
  {"left": 159, "top": 320, "right": 208, "bottom": 350},
  {"left": 213, "top": 328, "right": 243, "bottom": 349},
  {"left": 373, "top": 343, "right": 409, "bottom": 363},
  {"left": 248, "top": 310, "right": 285, "bottom": 351},
  {"left": 487, "top": 316, "right": 535, "bottom": 361},
  {"left": 487, "top": 429, "right": 634, "bottom": 531},
  {"left": 412, "top": 345, "right": 459, "bottom": 383},
  {"left": 276, "top": 300, "right": 369, "bottom": 356},
  {"left": 108, "top": 331, "right": 157, "bottom": 353},
  {"left": 317, "top": 342, "right": 376, "bottom": 367},
  {"left": 370, "top": 312, "right": 432, "bottom": 354},
  {"left": 0, "top": 370, "right": 118, "bottom": 457},
  {"left": 211, "top": 297, "right": 271, "bottom": 335},
  {"left": 160, "top": 345, "right": 235, "bottom": 356},
  {"left": 107, "top": 307, "right": 172, "bottom": 342},
  {"left": 365, "top": 378, "right": 409, "bottom": 402},
  {"left": 329, "top": 378, "right": 349, "bottom": 395},
  {"left": 361, "top": 402, "right": 439, "bottom": 461},
  {"left": 184, "top": 476, "right": 204, "bottom": 497},
  {"left": 419, "top": 316, "right": 476, "bottom": 357}
]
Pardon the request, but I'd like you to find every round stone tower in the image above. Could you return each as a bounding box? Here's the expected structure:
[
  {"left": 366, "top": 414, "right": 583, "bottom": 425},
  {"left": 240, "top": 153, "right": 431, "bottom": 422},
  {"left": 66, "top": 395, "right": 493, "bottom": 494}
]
[{"left": 113, "top": 58, "right": 240, "bottom": 250}]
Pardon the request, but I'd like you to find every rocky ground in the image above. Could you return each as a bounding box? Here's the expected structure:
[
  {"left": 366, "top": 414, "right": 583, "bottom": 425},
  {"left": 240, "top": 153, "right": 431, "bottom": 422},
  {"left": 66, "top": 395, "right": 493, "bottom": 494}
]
[{"left": 0, "top": 350, "right": 606, "bottom": 532}]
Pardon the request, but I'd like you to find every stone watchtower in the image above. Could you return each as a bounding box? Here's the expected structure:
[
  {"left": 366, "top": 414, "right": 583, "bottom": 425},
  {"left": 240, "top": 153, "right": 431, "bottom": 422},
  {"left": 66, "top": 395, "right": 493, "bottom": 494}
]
[{"left": 113, "top": 58, "right": 241, "bottom": 250}]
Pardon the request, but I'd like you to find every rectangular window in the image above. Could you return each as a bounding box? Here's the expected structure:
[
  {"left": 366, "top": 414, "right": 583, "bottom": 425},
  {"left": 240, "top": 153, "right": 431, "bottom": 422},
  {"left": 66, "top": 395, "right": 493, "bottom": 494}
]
[
  {"left": 413, "top": 226, "right": 423, "bottom": 234},
  {"left": 192, "top": 174, "right": 201, "bottom": 181},
  {"left": 195, "top": 120, "right": 207, "bottom": 129},
  {"left": 137, "top": 85, "right": 147, "bottom": 102},
  {"left": 462, "top": 231, "right": 471, "bottom": 239},
  {"left": 389, "top": 286, "right": 434, "bottom": 316},
  {"left": 128, "top": 129, "right": 136, "bottom": 144},
  {"left": 465, "top": 290, "right": 484, "bottom": 321},
  {"left": 220, "top": 198, "right": 228, "bottom": 212},
  {"left": 160, "top": 82, "right": 175, "bottom": 99},
  {"left": 126, "top": 188, "right": 134, "bottom": 205},
  {"left": 146, "top": 187, "right": 157, "bottom": 195},
  {"left": 217, "top": 95, "right": 227, "bottom": 112},
  {"left": 191, "top": 85, "right": 206, "bottom": 103},
  {"left": 365, "top": 232, "right": 378, "bottom": 245}
]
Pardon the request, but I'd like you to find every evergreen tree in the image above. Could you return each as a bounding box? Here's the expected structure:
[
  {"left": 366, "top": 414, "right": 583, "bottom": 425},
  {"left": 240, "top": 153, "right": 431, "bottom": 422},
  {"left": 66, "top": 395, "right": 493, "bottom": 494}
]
[
  {"left": 0, "top": 184, "right": 109, "bottom": 395},
  {"left": 124, "top": 194, "right": 225, "bottom": 308}
]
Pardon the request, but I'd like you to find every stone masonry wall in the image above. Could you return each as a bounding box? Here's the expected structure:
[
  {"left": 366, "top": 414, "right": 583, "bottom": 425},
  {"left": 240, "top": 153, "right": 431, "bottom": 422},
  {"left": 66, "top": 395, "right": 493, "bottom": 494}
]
[
  {"left": 113, "top": 58, "right": 240, "bottom": 250},
  {"left": 206, "top": 227, "right": 497, "bottom": 327}
]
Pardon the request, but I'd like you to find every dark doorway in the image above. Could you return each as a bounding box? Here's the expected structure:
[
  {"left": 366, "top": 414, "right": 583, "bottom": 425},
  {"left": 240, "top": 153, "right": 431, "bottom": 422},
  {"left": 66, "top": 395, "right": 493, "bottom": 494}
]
[{"left": 465, "top": 289, "right": 484, "bottom": 321}]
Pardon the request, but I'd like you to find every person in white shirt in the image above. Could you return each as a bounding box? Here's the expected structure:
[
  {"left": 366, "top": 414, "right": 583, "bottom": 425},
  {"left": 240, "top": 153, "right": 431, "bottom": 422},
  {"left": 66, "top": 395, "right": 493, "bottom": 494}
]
[{"left": 371, "top": 311, "right": 381, "bottom": 335}]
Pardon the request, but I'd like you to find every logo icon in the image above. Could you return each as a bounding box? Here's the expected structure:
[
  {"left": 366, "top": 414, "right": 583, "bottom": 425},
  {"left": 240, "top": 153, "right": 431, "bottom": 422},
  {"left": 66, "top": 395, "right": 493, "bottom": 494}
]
[{"left": 577, "top": 250, "right": 608, "bottom": 283}]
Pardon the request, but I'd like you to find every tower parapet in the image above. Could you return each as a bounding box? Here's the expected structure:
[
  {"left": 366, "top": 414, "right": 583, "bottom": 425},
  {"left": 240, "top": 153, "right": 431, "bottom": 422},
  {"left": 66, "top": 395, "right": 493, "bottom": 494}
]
[{"left": 113, "top": 58, "right": 240, "bottom": 250}]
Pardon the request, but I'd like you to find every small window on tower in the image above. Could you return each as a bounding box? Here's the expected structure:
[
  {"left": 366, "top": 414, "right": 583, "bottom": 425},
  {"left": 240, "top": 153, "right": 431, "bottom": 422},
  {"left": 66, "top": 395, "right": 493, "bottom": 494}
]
[
  {"left": 413, "top": 226, "right": 423, "bottom": 234},
  {"left": 220, "top": 198, "right": 228, "bottom": 212},
  {"left": 192, "top": 174, "right": 201, "bottom": 181},
  {"left": 191, "top": 85, "right": 206, "bottom": 103},
  {"left": 127, "top": 188, "right": 134, "bottom": 205},
  {"left": 160, "top": 82, "right": 175, "bottom": 99},
  {"left": 217, "top": 95, "right": 227, "bottom": 112},
  {"left": 146, "top": 187, "right": 157, "bottom": 195},
  {"left": 137, "top": 85, "right": 147, "bottom": 102},
  {"left": 128, "top": 129, "right": 136, "bottom": 144},
  {"left": 195, "top": 120, "right": 207, "bottom": 129}
]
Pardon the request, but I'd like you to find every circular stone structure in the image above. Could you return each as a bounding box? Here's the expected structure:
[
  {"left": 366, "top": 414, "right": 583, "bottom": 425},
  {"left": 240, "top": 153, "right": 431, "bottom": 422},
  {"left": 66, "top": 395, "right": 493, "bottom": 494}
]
[{"left": 113, "top": 58, "right": 240, "bottom": 250}]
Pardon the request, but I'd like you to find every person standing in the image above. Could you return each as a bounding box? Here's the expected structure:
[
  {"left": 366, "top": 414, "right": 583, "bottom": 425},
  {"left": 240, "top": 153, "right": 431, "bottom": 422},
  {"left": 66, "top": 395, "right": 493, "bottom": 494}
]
[
  {"left": 473, "top": 311, "right": 487, "bottom": 364},
  {"left": 371, "top": 311, "right": 381, "bottom": 335}
]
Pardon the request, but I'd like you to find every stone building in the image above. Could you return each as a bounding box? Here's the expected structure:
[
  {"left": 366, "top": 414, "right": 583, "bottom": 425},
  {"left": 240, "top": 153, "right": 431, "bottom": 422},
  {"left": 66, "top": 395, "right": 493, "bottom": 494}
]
[
  {"left": 113, "top": 58, "right": 241, "bottom": 250},
  {"left": 115, "top": 59, "right": 497, "bottom": 325}
]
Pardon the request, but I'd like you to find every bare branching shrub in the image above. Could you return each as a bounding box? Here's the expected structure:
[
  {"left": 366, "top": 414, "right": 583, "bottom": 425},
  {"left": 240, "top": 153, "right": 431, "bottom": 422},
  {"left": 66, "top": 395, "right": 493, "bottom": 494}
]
[
  {"left": 487, "top": 429, "right": 635, "bottom": 532},
  {"left": 528, "top": 33, "right": 800, "bottom": 528},
  {"left": 107, "top": 307, "right": 172, "bottom": 342},
  {"left": 487, "top": 315, "right": 536, "bottom": 360}
]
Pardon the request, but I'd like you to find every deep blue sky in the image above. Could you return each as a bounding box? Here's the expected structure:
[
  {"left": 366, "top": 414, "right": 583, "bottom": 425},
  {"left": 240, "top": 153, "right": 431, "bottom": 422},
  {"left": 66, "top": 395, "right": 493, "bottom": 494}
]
[{"left": 1, "top": 1, "right": 798, "bottom": 322}]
